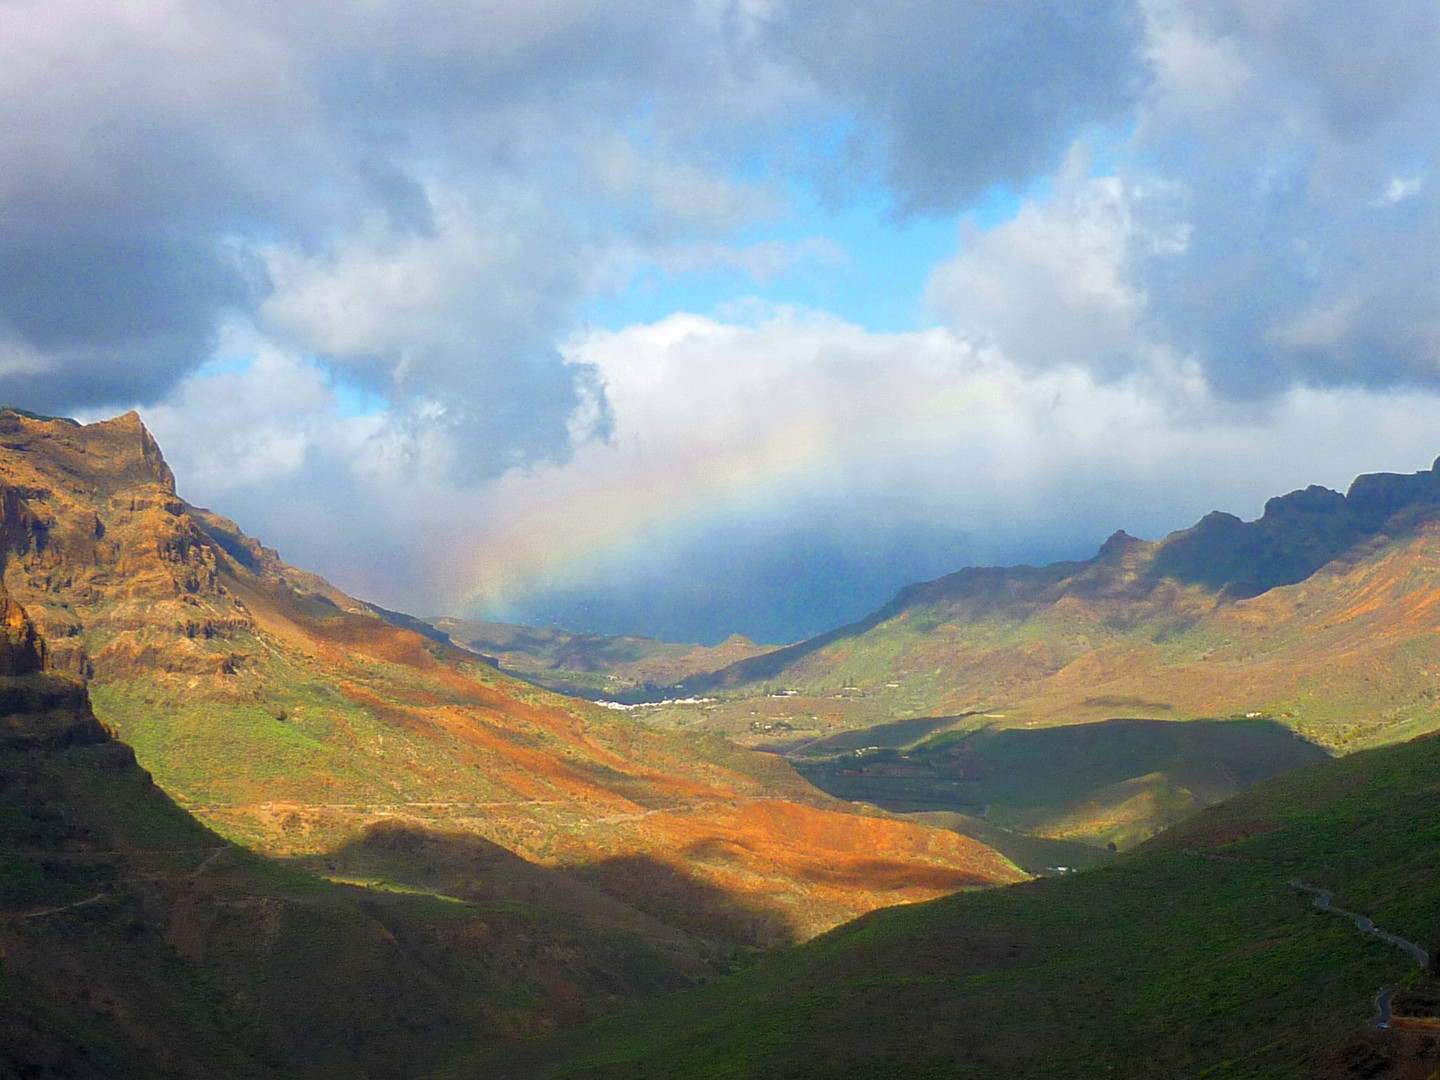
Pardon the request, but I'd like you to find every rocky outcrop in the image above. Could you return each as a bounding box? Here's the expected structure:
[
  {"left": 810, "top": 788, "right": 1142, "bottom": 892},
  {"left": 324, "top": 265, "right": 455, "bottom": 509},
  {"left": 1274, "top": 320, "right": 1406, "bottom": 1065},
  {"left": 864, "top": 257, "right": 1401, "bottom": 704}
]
[
  {"left": 0, "top": 410, "right": 259, "bottom": 679},
  {"left": 0, "top": 582, "right": 108, "bottom": 749},
  {"left": 0, "top": 589, "right": 44, "bottom": 675}
]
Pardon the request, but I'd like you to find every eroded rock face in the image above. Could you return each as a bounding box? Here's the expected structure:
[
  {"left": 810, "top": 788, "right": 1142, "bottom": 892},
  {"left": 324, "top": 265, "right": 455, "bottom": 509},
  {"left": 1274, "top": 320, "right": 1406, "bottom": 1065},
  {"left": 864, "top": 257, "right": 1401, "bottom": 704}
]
[
  {"left": 0, "top": 411, "right": 258, "bottom": 680},
  {"left": 0, "top": 581, "right": 107, "bottom": 749},
  {"left": 0, "top": 589, "right": 44, "bottom": 676}
]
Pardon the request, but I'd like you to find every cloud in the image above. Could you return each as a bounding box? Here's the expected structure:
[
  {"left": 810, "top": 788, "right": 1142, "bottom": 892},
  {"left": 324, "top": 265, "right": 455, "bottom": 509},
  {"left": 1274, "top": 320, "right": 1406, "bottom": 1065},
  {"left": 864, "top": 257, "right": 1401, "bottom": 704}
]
[
  {"left": 453, "top": 309, "right": 1440, "bottom": 641},
  {"left": 256, "top": 186, "right": 607, "bottom": 476},
  {"left": 0, "top": 0, "right": 788, "bottom": 469},
  {"left": 1128, "top": 0, "right": 1440, "bottom": 394},
  {"left": 763, "top": 0, "right": 1146, "bottom": 213},
  {"left": 19, "top": 0, "right": 1440, "bottom": 644},
  {"left": 927, "top": 153, "right": 1188, "bottom": 373},
  {"left": 131, "top": 300, "right": 1440, "bottom": 643},
  {"left": 915, "top": 0, "right": 1440, "bottom": 398}
]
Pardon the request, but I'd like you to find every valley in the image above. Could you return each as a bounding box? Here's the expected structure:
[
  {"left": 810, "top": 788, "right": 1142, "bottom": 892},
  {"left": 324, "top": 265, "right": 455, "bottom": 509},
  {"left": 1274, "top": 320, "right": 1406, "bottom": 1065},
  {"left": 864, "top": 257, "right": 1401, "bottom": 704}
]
[
  {"left": 432, "top": 618, "right": 773, "bottom": 702},
  {"left": 468, "top": 461, "right": 1440, "bottom": 851},
  {"left": 5, "top": 408, "right": 1440, "bottom": 1079},
  {"left": 0, "top": 408, "right": 1030, "bottom": 1077}
]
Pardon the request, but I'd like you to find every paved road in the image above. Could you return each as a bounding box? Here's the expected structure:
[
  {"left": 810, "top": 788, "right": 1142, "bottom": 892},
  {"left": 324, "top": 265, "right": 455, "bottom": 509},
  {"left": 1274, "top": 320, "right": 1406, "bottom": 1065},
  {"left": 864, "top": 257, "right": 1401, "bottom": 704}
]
[
  {"left": 1371, "top": 988, "right": 1394, "bottom": 1029},
  {"left": 1182, "top": 853, "right": 1430, "bottom": 1030},
  {"left": 1290, "top": 881, "right": 1430, "bottom": 969}
]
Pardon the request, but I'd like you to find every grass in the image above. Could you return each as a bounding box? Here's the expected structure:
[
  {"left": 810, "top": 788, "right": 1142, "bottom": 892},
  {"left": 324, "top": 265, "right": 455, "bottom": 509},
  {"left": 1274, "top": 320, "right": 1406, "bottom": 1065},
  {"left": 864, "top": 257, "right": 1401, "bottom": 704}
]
[
  {"left": 538, "top": 733, "right": 1440, "bottom": 1079},
  {"left": 0, "top": 684, "right": 739, "bottom": 1079},
  {"left": 790, "top": 717, "right": 1329, "bottom": 849}
]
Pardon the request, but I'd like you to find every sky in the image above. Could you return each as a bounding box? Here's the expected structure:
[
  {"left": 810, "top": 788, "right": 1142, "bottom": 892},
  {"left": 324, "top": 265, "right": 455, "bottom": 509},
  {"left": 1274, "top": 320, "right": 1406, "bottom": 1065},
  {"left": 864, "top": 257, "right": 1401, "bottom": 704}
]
[{"left": 6, "top": 1, "right": 1440, "bottom": 643}]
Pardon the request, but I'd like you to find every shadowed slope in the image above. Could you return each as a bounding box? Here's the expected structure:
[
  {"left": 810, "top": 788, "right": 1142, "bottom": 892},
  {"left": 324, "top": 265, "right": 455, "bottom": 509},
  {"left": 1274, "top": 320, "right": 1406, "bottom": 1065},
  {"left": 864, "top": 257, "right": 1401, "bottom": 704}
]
[
  {"left": 0, "top": 587, "right": 754, "bottom": 1078},
  {"left": 792, "top": 717, "right": 1330, "bottom": 849}
]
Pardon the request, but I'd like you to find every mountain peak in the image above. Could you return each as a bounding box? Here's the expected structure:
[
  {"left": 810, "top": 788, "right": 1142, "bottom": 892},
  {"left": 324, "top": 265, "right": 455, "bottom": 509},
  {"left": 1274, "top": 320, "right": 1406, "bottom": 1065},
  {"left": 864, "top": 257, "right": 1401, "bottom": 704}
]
[
  {"left": 1097, "top": 529, "right": 1143, "bottom": 558},
  {"left": 0, "top": 408, "right": 175, "bottom": 495}
]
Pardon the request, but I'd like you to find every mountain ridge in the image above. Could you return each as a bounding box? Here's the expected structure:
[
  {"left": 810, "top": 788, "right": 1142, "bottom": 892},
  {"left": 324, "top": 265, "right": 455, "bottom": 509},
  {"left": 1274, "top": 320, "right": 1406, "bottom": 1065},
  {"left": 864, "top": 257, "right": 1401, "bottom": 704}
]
[
  {"left": 683, "top": 456, "right": 1440, "bottom": 697},
  {"left": 644, "top": 455, "right": 1440, "bottom": 759}
]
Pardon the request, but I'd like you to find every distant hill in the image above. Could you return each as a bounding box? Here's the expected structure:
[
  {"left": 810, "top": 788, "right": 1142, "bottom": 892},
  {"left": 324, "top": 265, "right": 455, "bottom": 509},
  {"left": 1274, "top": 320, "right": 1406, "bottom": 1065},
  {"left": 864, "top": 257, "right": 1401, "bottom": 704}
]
[
  {"left": 0, "top": 410, "right": 1021, "bottom": 973},
  {"left": 541, "top": 730, "right": 1440, "bottom": 1080},
  {"left": 432, "top": 617, "right": 774, "bottom": 700}
]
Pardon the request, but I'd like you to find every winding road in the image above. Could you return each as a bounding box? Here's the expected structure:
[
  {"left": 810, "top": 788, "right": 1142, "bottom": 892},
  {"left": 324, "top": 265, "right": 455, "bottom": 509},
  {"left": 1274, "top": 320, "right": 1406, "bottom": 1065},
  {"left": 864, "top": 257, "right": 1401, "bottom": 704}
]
[
  {"left": 1289, "top": 881, "right": 1430, "bottom": 969},
  {"left": 1289, "top": 881, "right": 1429, "bottom": 1031},
  {"left": 1182, "top": 851, "right": 1432, "bottom": 1030}
]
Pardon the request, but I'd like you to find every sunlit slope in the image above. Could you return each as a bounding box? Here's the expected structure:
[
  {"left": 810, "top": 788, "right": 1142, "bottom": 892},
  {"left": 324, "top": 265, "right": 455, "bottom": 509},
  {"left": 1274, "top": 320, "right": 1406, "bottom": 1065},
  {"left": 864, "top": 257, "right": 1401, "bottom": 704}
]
[
  {"left": 682, "top": 462, "right": 1440, "bottom": 752},
  {"left": 0, "top": 410, "right": 1022, "bottom": 944},
  {"left": 0, "top": 586, "right": 733, "bottom": 1079},
  {"left": 546, "top": 733, "right": 1440, "bottom": 1080}
]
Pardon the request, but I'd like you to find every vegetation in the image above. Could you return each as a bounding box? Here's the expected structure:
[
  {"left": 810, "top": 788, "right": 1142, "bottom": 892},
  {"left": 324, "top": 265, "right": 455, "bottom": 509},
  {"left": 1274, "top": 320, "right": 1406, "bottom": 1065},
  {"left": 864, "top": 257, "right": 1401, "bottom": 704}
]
[
  {"left": 542, "top": 733, "right": 1440, "bottom": 1080},
  {"left": 0, "top": 678, "right": 726, "bottom": 1078},
  {"left": 790, "top": 717, "right": 1330, "bottom": 849}
]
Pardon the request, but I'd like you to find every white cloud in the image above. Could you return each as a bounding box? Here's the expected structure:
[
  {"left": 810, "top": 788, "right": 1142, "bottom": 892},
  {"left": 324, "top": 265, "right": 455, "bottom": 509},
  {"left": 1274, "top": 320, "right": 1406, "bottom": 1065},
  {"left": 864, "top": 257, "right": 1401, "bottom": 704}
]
[
  {"left": 1373, "top": 174, "right": 1425, "bottom": 207},
  {"left": 140, "top": 346, "right": 359, "bottom": 491},
  {"left": 130, "top": 303, "right": 1440, "bottom": 641},
  {"left": 453, "top": 309, "right": 1440, "bottom": 628},
  {"left": 927, "top": 157, "right": 1188, "bottom": 372}
]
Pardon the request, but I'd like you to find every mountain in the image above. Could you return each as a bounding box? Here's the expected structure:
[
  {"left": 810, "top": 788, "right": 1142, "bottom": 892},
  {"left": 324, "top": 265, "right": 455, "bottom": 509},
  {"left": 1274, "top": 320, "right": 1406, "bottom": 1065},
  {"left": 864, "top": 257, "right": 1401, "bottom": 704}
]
[
  {"left": 683, "top": 460, "right": 1440, "bottom": 746},
  {"left": 0, "top": 581, "right": 669, "bottom": 1078},
  {"left": 539, "top": 729, "right": 1440, "bottom": 1080},
  {"left": 431, "top": 617, "right": 773, "bottom": 700},
  {"left": 0, "top": 409, "right": 1021, "bottom": 967},
  {"left": 606, "top": 458, "right": 1440, "bottom": 846}
]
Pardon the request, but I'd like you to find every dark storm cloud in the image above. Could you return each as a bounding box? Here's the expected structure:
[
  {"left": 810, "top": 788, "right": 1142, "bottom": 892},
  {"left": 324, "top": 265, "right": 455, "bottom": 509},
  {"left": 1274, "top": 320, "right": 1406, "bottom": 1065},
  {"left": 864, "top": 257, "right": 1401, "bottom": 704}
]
[
  {"left": 765, "top": 0, "right": 1147, "bottom": 213},
  {"left": 0, "top": 0, "right": 1151, "bottom": 455},
  {"left": 0, "top": 0, "right": 695, "bottom": 465},
  {"left": 1190, "top": 0, "right": 1440, "bottom": 135},
  {"left": 0, "top": 232, "right": 244, "bottom": 410}
]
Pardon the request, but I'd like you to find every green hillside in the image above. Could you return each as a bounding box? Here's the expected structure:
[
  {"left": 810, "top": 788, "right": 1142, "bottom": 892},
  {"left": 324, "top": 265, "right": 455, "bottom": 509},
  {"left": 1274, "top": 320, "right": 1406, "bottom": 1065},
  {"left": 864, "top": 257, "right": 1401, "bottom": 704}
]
[
  {"left": 541, "top": 732, "right": 1440, "bottom": 1080},
  {"left": 792, "top": 716, "right": 1331, "bottom": 850}
]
